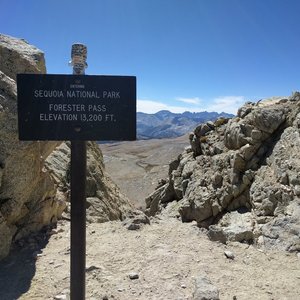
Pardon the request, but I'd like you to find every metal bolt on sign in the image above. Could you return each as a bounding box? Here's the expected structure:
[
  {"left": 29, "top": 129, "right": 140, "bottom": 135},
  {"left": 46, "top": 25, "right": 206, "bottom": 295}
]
[{"left": 70, "top": 43, "right": 87, "bottom": 300}]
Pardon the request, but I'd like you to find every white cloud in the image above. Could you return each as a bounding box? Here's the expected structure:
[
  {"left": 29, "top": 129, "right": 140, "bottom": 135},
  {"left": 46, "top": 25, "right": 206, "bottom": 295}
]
[
  {"left": 205, "top": 96, "right": 246, "bottom": 114},
  {"left": 137, "top": 100, "right": 169, "bottom": 113},
  {"left": 137, "top": 96, "right": 246, "bottom": 115},
  {"left": 176, "top": 97, "right": 202, "bottom": 105}
]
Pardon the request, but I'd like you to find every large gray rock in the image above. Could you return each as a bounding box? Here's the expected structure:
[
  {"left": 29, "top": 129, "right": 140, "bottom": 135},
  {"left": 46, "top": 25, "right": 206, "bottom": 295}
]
[
  {"left": 0, "top": 34, "right": 46, "bottom": 80},
  {"left": 193, "top": 275, "right": 220, "bottom": 300},
  {"left": 146, "top": 94, "right": 300, "bottom": 250},
  {"left": 208, "top": 211, "right": 256, "bottom": 244},
  {"left": 0, "top": 34, "right": 62, "bottom": 259}
]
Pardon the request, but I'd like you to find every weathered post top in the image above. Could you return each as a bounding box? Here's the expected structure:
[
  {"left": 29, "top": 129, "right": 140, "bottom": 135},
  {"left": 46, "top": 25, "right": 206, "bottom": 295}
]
[{"left": 70, "top": 43, "right": 87, "bottom": 75}]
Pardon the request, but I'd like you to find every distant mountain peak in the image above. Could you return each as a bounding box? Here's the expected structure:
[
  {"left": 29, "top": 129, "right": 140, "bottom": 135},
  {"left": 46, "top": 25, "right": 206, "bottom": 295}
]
[{"left": 137, "top": 110, "right": 234, "bottom": 139}]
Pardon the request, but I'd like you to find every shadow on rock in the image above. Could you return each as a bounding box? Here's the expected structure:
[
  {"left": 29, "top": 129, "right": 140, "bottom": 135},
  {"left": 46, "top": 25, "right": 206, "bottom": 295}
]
[{"left": 0, "top": 226, "right": 52, "bottom": 300}]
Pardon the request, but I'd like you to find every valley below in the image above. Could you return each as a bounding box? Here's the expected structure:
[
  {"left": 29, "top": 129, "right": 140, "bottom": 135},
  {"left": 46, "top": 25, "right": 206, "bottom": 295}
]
[{"left": 101, "top": 135, "right": 189, "bottom": 209}]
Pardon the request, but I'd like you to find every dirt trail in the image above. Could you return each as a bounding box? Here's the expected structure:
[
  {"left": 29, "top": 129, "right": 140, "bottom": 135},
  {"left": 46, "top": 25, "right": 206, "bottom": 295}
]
[{"left": 1, "top": 216, "right": 299, "bottom": 300}]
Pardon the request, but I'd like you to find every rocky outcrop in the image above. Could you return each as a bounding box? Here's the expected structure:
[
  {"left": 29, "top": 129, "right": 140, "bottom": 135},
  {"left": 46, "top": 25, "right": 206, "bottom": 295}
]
[
  {"left": 0, "top": 34, "right": 63, "bottom": 260},
  {"left": 0, "top": 34, "right": 133, "bottom": 260},
  {"left": 0, "top": 34, "right": 46, "bottom": 80},
  {"left": 145, "top": 94, "right": 300, "bottom": 251},
  {"left": 45, "top": 142, "right": 133, "bottom": 223}
]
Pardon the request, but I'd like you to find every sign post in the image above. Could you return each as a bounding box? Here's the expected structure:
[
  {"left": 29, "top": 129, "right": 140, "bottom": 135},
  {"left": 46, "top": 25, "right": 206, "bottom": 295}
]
[
  {"left": 17, "top": 44, "right": 136, "bottom": 300},
  {"left": 69, "top": 43, "right": 87, "bottom": 300}
]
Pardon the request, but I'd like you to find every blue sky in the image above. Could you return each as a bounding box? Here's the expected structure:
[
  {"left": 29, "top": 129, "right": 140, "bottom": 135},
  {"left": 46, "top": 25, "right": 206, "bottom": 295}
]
[{"left": 2, "top": 0, "right": 300, "bottom": 114}]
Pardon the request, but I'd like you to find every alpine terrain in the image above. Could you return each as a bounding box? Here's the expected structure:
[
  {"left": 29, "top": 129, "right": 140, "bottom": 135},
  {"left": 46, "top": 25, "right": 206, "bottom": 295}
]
[{"left": 0, "top": 34, "right": 299, "bottom": 300}]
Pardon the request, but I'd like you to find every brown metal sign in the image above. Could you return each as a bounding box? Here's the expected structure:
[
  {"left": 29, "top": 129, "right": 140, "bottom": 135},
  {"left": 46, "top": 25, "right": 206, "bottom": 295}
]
[{"left": 17, "top": 74, "right": 136, "bottom": 141}]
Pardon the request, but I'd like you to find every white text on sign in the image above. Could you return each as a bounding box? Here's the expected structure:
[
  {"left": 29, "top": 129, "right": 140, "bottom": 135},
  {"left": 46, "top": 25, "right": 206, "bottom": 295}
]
[{"left": 34, "top": 90, "right": 121, "bottom": 99}]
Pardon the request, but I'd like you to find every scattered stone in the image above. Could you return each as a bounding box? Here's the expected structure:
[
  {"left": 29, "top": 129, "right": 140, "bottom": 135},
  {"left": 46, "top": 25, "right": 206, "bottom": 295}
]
[
  {"left": 122, "top": 210, "right": 150, "bottom": 230},
  {"left": 54, "top": 294, "right": 68, "bottom": 300},
  {"left": 54, "top": 264, "right": 63, "bottom": 269},
  {"left": 32, "top": 250, "right": 43, "bottom": 258},
  {"left": 224, "top": 250, "right": 235, "bottom": 260},
  {"left": 128, "top": 272, "right": 139, "bottom": 280},
  {"left": 193, "top": 275, "right": 220, "bottom": 300},
  {"left": 86, "top": 265, "right": 101, "bottom": 272},
  {"left": 127, "top": 223, "right": 141, "bottom": 230}
]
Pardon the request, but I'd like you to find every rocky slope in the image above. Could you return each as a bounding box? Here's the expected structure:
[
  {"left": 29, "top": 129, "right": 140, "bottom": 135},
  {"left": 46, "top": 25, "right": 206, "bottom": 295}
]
[
  {"left": 146, "top": 94, "right": 300, "bottom": 252},
  {"left": 0, "top": 34, "right": 133, "bottom": 260},
  {"left": 137, "top": 110, "right": 234, "bottom": 139}
]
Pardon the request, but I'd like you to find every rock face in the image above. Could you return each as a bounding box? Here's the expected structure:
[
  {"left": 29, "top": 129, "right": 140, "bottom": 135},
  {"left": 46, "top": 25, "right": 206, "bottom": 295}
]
[
  {"left": 45, "top": 142, "right": 133, "bottom": 224},
  {"left": 146, "top": 94, "right": 300, "bottom": 251},
  {"left": 0, "top": 34, "right": 63, "bottom": 259},
  {"left": 0, "top": 34, "right": 133, "bottom": 260},
  {"left": 0, "top": 34, "right": 46, "bottom": 81}
]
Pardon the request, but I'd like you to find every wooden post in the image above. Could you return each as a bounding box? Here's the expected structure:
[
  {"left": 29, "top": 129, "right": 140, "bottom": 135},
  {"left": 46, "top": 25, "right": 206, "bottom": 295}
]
[{"left": 70, "top": 43, "right": 87, "bottom": 300}]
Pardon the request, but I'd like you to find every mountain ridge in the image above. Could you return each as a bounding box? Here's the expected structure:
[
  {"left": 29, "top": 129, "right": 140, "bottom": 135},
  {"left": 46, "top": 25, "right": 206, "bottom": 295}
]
[{"left": 137, "top": 110, "right": 234, "bottom": 139}]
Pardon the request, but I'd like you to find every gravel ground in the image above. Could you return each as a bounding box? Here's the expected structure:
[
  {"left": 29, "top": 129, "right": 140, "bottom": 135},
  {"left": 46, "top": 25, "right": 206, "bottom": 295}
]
[{"left": 0, "top": 216, "right": 299, "bottom": 300}]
